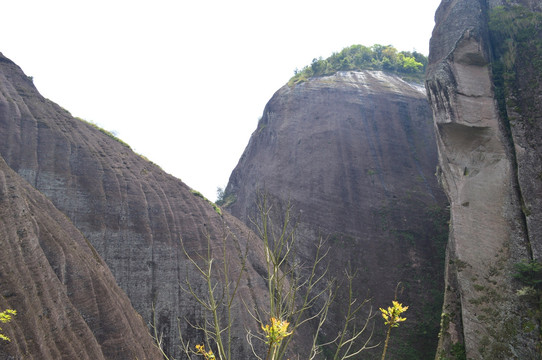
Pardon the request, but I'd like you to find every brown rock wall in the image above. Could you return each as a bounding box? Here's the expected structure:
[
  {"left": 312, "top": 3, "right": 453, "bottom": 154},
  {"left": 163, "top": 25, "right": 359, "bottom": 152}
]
[
  {"left": 0, "top": 155, "right": 161, "bottom": 359},
  {"left": 426, "top": 0, "right": 542, "bottom": 358},
  {"left": 0, "top": 52, "right": 268, "bottom": 358},
  {"left": 225, "top": 71, "right": 449, "bottom": 359}
]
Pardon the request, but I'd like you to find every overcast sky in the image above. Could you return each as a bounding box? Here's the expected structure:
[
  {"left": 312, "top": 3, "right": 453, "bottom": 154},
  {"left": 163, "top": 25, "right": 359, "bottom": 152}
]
[{"left": 1, "top": 0, "right": 441, "bottom": 201}]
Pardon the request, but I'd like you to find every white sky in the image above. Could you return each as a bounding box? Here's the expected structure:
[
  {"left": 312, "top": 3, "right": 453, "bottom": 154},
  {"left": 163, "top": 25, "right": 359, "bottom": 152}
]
[{"left": 1, "top": 0, "right": 441, "bottom": 201}]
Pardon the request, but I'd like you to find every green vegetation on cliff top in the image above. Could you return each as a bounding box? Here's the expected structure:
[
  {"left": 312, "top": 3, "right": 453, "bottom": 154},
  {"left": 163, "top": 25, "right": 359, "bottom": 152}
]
[
  {"left": 288, "top": 44, "right": 427, "bottom": 86},
  {"left": 489, "top": 5, "right": 542, "bottom": 124}
]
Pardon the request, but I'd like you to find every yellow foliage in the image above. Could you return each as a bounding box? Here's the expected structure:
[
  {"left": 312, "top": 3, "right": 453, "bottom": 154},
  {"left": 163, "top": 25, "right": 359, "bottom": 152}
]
[
  {"left": 379, "top": 301, "right": 408, "bottom": 328},
  {"left": 0, "top": 309, "right": 16, "bottom": 342},
  {"left": 262, "top": 317, "right": 292, "bottom": 346},
  {"left": 195, "top": 344, "right": 216, "bottom": 360}
]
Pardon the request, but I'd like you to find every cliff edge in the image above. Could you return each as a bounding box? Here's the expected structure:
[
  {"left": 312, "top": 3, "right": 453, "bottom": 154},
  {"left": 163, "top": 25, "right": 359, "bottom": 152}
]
[
  {"left": 426, "top": 0, "right": 542, "bottom": 358},
  {"left": 224, "top": 70, "right": 449, "bottom": 359},
  {"left": 0, "top": 52, "right": 269, "bottom": 358}
]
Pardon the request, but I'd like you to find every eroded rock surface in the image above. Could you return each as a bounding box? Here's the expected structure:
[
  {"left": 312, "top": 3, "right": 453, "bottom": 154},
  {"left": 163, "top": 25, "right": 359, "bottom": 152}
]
[
  {"left": 0, "top": 155, "right": 161, "bottom": 359},
  {"left": 426, "top": 0, "right": 542, "bottom": 358},
  {"left": 224, "top": 71, "right": 449, "bottom": 359},
  {"left": 0, "top": 52, "right": 268, "bottom": 358}
]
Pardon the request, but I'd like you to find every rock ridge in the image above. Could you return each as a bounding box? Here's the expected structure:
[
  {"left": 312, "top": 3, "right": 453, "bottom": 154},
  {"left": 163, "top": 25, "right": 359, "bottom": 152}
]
[
  {"left": 0, "top": 51, "right": 269, "bottom": 358},
  {"left": 0, "top": 155, "right": 161, "bottom": 359}
]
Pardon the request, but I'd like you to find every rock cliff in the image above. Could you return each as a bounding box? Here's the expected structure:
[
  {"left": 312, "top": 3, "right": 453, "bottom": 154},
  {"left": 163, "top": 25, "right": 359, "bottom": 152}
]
[
  {"left": 426, "top": 0, "right": 542, "bottom": 358},
  {"left": 0, "top": 155, "right": 161, "bottom": 359},
  {"left": 224, "top": 71, "right": 449, "bottom": 358},
  {"left": 0, "top": 52, "right": 269, "bottom": 358}
]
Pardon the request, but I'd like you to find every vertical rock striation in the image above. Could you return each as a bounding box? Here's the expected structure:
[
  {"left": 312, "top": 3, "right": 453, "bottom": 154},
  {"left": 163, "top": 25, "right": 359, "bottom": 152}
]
[
  {"left": 0, "top": 52, "right": 268, "bottom": 358},
  {"left": 0, "top": 155, "right": 161, "bottom": 359},
  {"left": 426, "top": 0, "right": 542, "bottom": 358},
  {"left": 224, "top": 71, "right": 449, "bottom": 359}
]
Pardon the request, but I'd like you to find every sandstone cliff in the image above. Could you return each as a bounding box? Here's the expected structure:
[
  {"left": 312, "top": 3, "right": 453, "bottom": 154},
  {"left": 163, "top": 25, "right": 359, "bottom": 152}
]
[
  {"left": 0, "top": 52, "right": 269, "bottom": 358},
  {"left": 426, "top": 0, "right": 542, "bottom": 358},
  {"left": 224, "top": 71, "right": 449, "bottom": 359},
  {"left": 0, "top": 155, "right": 161, "bottom": 359}
]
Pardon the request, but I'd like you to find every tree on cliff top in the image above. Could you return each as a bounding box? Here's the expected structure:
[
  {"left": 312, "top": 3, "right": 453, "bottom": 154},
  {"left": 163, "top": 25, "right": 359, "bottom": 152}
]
[{"left": 289, "top": 44, "right": 427, "bottom": 86}]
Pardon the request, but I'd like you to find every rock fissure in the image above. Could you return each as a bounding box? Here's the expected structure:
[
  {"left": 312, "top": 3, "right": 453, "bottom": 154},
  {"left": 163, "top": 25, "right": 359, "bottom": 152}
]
[{"left": 427, "top": 0, "right": 542, "bottom": 358}]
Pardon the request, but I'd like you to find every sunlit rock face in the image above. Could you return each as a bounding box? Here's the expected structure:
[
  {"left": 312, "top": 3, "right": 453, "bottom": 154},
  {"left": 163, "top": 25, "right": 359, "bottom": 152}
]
[
  {"left": 0, "top": 52, "right": 270, "bottom": 359},
  {"left": 224, "top": 71, "right": 449, "bottom": 359},
  {"left": 426, "top": 0, "right": 542, "bottom": 358},
  {"left": 0, "top": 154, "right": 162, "bottom": 360}
]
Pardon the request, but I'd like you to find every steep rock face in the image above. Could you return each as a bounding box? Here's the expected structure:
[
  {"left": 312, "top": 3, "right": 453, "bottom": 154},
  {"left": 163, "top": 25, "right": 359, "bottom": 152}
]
[
  {"left": 224, "top": 71, "right": 449, "bottom": 359},
  {"left": 0, "top": 53, "right": 269, "bottom": 358},
  {"left": 0, "top": 155, "right": 161, "bottom": 359},
  {"left": 426, "top": 0, "right": 542, "bottom": 358}
]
